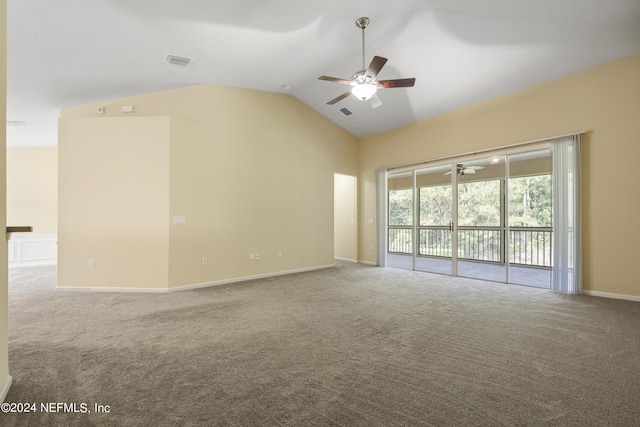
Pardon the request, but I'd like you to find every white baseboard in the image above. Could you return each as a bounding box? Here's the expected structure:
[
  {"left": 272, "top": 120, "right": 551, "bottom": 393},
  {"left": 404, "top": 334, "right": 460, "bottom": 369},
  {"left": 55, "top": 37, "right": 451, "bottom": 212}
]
[
  {"left": 57, "top": 285, "right": 169, "bottom": 293},
  {"left": 358, "top": 260, "right": 377, "bottom": 266},
  {"left": 0, "top": 375, "right": 12, "bottom": 403},
  {"left": 334, "top": 257, "right": 357, "bottom": 263},
  {"left": 170, "top": 263, "right": 336, "bottom": 292},
  {"left": 57, "top": 263, "right": 336, "bottom": 293},
  {"left": 583, "top": 290, "right": 640, "bottom": 303}
]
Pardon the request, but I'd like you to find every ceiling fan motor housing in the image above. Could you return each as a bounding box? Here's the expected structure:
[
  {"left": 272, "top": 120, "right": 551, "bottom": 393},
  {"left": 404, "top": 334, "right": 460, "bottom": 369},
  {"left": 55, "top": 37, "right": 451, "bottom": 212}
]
[{"left": 352, "top": 70, "right": 376, "bottom": 85}]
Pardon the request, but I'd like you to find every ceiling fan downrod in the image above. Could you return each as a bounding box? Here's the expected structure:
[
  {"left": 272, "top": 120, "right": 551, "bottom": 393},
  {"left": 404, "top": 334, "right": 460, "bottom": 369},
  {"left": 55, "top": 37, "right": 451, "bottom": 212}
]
[{"left": 355, "top": 17, "right": 370, "bottom": 71}]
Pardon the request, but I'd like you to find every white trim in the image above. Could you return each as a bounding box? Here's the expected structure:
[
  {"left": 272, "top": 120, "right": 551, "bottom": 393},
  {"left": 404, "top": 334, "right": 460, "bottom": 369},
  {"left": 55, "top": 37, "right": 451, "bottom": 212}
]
[
  {"left": 583, "top": 290, "right": 640, "bottom": 303},
  {"left": 0, "top": 375, "right": 12, "bottom": 403},
  {"left": 8, "top": 234, "right": 57, "bottom": 268},
  {"left": 358, "top": 260, "right": 377, "bottom": 266},
  {"left": 334, "top": 257, "right": 357, "bottom": 263},
  {"left": 376, "top": 168, "right": 388, "bottom": 267},
  {"left": 56, "top": 264, "right": 336, "bottom": 293},
  {"left": 56, "top": 285, "right": 169, "bottom": 293},
  {"left": 9, "top": 261, "right": 57, "bottom": 268}
]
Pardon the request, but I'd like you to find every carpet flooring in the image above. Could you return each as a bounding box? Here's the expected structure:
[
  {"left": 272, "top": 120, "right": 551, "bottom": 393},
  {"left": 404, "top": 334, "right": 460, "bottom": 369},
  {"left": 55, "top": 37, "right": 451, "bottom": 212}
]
[{"left": 3, "top": 263, "right": 640, "bottom": 426}]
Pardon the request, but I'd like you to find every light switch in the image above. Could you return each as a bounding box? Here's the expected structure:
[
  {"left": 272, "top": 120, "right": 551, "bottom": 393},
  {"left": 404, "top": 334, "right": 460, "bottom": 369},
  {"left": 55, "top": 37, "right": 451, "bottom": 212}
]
[{"left": 173, "top": 216, "right": 186, "bottom": 225}]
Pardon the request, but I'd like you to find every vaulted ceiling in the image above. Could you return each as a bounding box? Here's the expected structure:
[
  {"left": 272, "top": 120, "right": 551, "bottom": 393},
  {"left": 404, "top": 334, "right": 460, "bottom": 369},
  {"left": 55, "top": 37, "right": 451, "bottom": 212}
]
[{"left": 7, "top": 0, "right": 640, "bottom": 147}]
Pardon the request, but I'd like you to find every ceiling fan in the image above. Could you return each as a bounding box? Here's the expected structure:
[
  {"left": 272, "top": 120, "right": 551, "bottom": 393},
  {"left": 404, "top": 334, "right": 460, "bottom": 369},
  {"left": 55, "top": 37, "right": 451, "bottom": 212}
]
[
  {"left": 445, "top": 164, "right": 485, "bottom": 176},
  {"left": 318, "top": 17, "right": 416, "bottom": 109}
]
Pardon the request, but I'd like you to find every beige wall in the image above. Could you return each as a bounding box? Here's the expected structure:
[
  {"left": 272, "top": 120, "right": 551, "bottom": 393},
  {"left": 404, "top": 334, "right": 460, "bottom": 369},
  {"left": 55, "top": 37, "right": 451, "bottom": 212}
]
[
  {"left": 58, "top": 117, "right": 171, "bottom": 288},
  {"left": 167, "top": 86, "right": 359, "bottom": 288},
  {"left": 6, "top": 147, "right": 57, "bottom": 234},
  {"left": 0, "top": 0, "right": 9, "bottom": 398},
  {"left": 63, "top": 84, "right": 208, "bottom": 122},
  {"left": 59, "top": 84, "right": 359, "bottom": 289},
  {"left": 359, "top": 54, "right": 640, "bottom": 298}
]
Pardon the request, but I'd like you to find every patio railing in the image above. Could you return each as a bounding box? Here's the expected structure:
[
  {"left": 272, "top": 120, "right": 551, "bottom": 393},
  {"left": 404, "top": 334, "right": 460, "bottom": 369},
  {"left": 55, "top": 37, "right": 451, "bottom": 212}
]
[
  {"left": 388, "top": 226, "right": 552, "bottom": 267},
  {"left": 509, "top": 227, "right": 552, "bottom": 267}
]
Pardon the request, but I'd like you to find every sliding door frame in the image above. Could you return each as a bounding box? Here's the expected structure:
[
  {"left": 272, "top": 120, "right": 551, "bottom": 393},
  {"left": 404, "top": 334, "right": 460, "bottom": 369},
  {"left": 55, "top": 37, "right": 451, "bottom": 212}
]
[{"left": 382, "top": 141, "right": 552, "bottom": 285}]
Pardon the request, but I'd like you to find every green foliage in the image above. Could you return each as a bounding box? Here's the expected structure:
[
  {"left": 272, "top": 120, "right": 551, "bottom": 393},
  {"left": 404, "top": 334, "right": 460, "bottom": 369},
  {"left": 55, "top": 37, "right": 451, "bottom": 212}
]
[
  {"left": 457, "top": 181, "right": 501, "bottom": 226},
  {"left": 391, "top": 176, "right": 552, "bottom": 228},
  {"left": 419, "top": 185, "right": 451, "bottom": 226},
  {"left": 508, "top": 175, "right": 552, "bottom": 227},
  {"left": 388, "top": 188, "right": 413, "bottom": 226}
]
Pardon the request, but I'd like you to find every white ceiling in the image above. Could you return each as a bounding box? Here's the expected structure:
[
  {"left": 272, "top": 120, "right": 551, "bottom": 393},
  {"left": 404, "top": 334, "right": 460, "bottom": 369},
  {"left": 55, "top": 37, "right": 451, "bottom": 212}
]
[{"left": 7, "top": 0, "right": 640, "bottom": 147}]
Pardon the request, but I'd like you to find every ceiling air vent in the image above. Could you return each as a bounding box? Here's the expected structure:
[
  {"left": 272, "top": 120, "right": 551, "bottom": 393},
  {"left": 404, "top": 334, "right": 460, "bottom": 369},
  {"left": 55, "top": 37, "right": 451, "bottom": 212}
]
[
  {"left": 339, "top": 108, "right": 353, "bottom": 116},
  {"left": 165, "top": 54, "right": 193, "bottom": 67},
  {"left": 6, "top": 120, "right": 31, "bottom": 127}
]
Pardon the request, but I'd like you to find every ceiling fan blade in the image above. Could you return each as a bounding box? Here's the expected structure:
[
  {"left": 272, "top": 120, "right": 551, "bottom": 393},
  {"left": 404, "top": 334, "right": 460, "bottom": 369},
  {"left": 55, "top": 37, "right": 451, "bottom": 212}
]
[
  {"left": 319, "top": 76, "right": 354, "bottom": 85},
  {"left": 369, "top": 93, "right": 383, "bottom": 109},
  {"left": 378, "top": 78, "right": 416, "bottom": 88},
  {"left": 365, "top": 56, "right": 388, "bottom": 79},
  {"left": 327, "top": 91, "right": 352, "bottom": 105}
]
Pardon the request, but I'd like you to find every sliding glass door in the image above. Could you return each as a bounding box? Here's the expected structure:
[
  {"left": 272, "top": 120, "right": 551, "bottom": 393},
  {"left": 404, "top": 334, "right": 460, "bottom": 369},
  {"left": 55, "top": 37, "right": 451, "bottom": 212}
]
[
  {"left": 456, "top": 157, "right": 507, "bottom": 282},
  {"left": 387, "top": 172, "right": 414, "bottom": 270},
  {"left": 387, "top": 165, "right": 455, "bottom": 273},
  {"left": 385, "top": 145, "right": 553, "bottom": 289},
  {"left": 508, "top": 149, "right": 552, "bottom": 288},
  {"left": 416, "top": 165, "right": 454, "bottom": 274}
]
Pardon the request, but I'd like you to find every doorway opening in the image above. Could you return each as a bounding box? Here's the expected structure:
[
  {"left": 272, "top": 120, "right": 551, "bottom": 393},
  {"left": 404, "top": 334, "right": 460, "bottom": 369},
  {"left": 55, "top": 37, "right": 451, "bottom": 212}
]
[{"left": 334, "top": 174, "right": 358, "bottom": 263}]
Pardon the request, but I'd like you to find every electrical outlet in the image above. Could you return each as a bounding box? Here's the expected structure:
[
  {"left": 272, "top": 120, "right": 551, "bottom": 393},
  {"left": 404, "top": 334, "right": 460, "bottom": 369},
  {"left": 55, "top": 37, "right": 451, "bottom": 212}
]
[
  {"left": 173, "top": 216, "right": 186, "bottom": 225},
  {"left": 277, "top": 250, "right": 282, "bottom": 257},
  {"left": 202, "top": 257, "right": 208, "bottom": 266},
  {"left": 89, "top": 260, "right": 95, "bottom": 269}
]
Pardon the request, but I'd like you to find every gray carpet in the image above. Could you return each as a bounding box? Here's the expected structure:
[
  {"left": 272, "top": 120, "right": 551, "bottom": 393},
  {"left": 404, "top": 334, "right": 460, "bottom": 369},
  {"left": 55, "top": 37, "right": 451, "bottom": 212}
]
[{"left": 3, "top": 263, "right": 640, "bottom": 426}]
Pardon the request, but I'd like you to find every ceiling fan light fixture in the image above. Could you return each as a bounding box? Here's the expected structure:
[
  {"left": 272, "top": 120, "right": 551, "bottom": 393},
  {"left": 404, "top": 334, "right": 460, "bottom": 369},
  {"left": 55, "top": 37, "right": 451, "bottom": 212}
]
[{"left": 351, "top": 83, "right": 377, "bottom": 101}]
